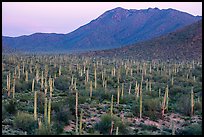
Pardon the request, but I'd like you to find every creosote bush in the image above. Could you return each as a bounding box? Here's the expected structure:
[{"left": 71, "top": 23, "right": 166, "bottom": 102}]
[
  {"left": 177, "top": 94, "right": 191, "bottom": 116},
  {"left": 179, "top": 123, "right": 202, "bottom": 135},
  {"left": 13, "top": 111, "right": 37, "bottom": 134},
  {"left": 143, "top": 98, "right": 161, "bottom": 120},
  {"left": 94, "top": 114, "right": 129, "bottom": 135},
  {"left": 52, "top": 102, "right": 74, "bottom": 125},
  {"left": 5, "top": 99, "right": 18, "bottom": 115},
  {"left": 55, "top": 76, "right": 69, "bottom": 91}
]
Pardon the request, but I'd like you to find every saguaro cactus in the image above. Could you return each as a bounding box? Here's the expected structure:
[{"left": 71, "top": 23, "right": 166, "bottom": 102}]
[
  {"left": 110, "top": 121, "right": 114, "bottom": 135},
  {"left": 146, "top": 79, "right": 148, "bottom": 91},
  {"left": 90, "top": 81, "right": 92, "bottom": 98},
  {"left": 166, "top": 85, "right": 169, "bottom": 111},
  {"left": 25, "top": 70, "right": 28, "bottom": 82},
  {"left": 32, "top": 79, "right": 35, "bottom": 92},
  {"left": 191, "top": 87, "right": 194, "bottom": 116},
  {"left": 94, "top": 66, "right": 97, "bottom": 89},
  {"left": 116, "top": 126, "right": 119, "bottom": 135},
  {"left": 171, "top": 76, "right": 174, "bottom": 86},
  {"left": 49, "top": 77, "right": 53, "bottom": 98},
  {"left": 74, "top": 78, "right": 77, "bottom": 90},
  {"left": 75, "top": 91, "right": 79, "bottom": 135},
  {"left": 18, "top": 64, "right": 21, "bottom": 79},
  {"left": 59, "top": 65, "right": 61, "bottom": 76},
  {"left": 41, "top": 71, "right": 44, "bottom": 89},
  {"left": 34, "top": 91, "right": 37, "bottom": 120},
  {"left": 86, "top": 69, "right": 89, "bottom": 83},
  {"left": 48, "top": 98, "right": 51, "bottom": 127},
  {"left": 12, "top": 78, "right": 16, "bottom": 99},
  {"left": 44, "top": 78, "right": 48, "bottom": 96},
  {"left": 110, "top": 95, "right": 114, "bottom": 116},
  {"left": 121, "top": 83, "right": 124, "bottom": 99},
  {"left": 44, "top": 97, "right": 48, "bottom": 124},
  {"left": 128, "top": 82, "right": 132, "bottom": 94},
  {"left": 7, "top": 72, "right": 11, "bottom": 96},
  {"left": 36, "top": 68, "right": 39, "bottom": 83},
  {"left": 149, "top": 80, "right": 152, "bottom": 94},
  {"left": 117, "top": 85, "right": 120, "bottom": 105},
  {"left": 22, "top": 61, "right": 25, "bottom": 74},
  {"left": 159, "top": 88, "right": 161, "bottom": 98},
  {"left": 79, "top": 109, "right": 83, "bottom": 135},
  {"left": 140, "top": 81, "right": 143, "bottom": 119},
  {"left": 161, "top": 85, "right": 169, "bottom": 119}
]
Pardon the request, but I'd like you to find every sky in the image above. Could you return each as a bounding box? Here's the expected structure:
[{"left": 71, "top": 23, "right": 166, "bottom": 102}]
[{"left": 2, "top": 2, "right": 202, "bottom": 37}]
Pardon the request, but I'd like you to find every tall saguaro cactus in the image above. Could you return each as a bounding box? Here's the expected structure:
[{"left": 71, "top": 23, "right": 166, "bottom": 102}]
[
  {"left": 34, "top": 91, "right": 37, "bottom": 121},
  {"left": 116, "top": 126, "right": 119, "bottom": 135},
  {"left": 117, "top": 85, "right": 120, "bottom": 105},
  {"left": 59, "top": 65, "right": 61, "bottom": 76},
  {"left": 75, "top": 91, "right": 79, "bottom": 135},
  {"left": 41, "top": 71, "right": 44, "bottom": 89},
  {"left": 49, "top": 77, "right": 53, "bottom": 98},
  {"left": 44, "top": 78, "right": 48, "bottom": 96},
  {"left": 121, "top": 83, "right": 124, "bottom": 99},
  {"left": 7, "top": 72, "right": 11, "bottom": 96},
  {"left": 191, "top": 87, "right": 194, "bottom": 116},
  {"left": 166, "top": 85, "right": 169, "bottom": 111},
  {"left": 79, "top": 109, "right": 83, "bottom": 135},
  {"left": 128, "top": 82, "right": 132, "bottom": 94},
  {"left": 25, "top": 70, "right": 28, "bottom": 82},
  {"left": 149, "top": 80, "right": 152, "bottom": 94},
  {"left": 86, "top": 69, "right": 89, "bottom": 83},
  {"left": 36, "top": 68, "right": 39, "bottom": 83},
  {"left": 161, "top": 85, "right": 169, "bottom": 119},
  {"left": 146, "top": 79, "right": 148, "bottom": 91},
  {"left": 94, "top": 66, "right": 97, "bottom": 89},
  {"left": 32, "top": 79, "right": 35, "bottom": 92},
  {"left": 140, "top": 81, "right": 143, "bottom": 119},
  {"left": 110, "top": 95, "right": 114, "bottom": 116},
  {"left": 48, "top": 98, "right": 51, "bottom": 128},
  {"left": 171, "top": 76, "right": 174, "bottom": 86},
  {"left": 44, "top": 97, "right": 48, "bottom": 124},
  {"left": 12, "top": 78, "right": 16, "bottom": 99},
  {"left": 90, "top": 81, "right": 92, "bottom": 98}
]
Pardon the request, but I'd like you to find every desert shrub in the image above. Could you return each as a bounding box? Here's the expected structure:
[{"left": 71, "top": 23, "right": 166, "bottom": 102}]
[
  {"left": 55, "top": 76, "right": 69, "bottom": 91},
  {"left": 176, "top": 94, "right": 191, "bottom": 116},
  {"left": 94, "top": 114, "right": 129, "bottom": 135},
  {"left": 139, "top": 123, "right": 159, "bottom": 132},
  {"left": 179, "top": 123, "right": 202, "bottom": 135},
  {"left": 5, "top": 99, "right": 18, "bottom": 115},
  {"left": 143, "top": 98, "right": 161, "bottom": 120},
  {"left": 15, "top": 80, "right": 32, "bottom": 92},
  {"left": 52, "top": 102, "right": 74, "bottom": 125},
  {"left": 2, "top": 105, "right": 8, "bottom": 120},
  {"left": 52, "top": 121, "right": 64, "bottom": 134},
  {"left": 13, "top": 111, "right": 36, "bottom": 134},
  {"left": 130, "top": 100, "right": 140, "bottom": 117},
  {"left": 37, "top": 91, "right": 46, "bottom": 114},
  {"left": 194, "top": 100, "right": 202, "bottom": 114},
  {"left": 169, "top": 85, "right": 185, "bottom": 95},
  {"left": 35, "top": 123, "right": 52, "bottom": 135}
]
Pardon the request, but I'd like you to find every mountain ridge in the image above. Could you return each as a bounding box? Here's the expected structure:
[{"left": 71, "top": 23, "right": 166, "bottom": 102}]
[
  {"left": 2, "top": 7, "right": 202, "bottom": 53},
  {"left": 80, "top": 19, "right": 202, "bottom": 61}
]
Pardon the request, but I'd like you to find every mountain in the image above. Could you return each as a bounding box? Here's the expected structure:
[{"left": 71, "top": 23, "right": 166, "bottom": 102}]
[
  {"left": 81, "top": 20, "right": 202, "bottom": 61},
  {"left": 2, "top": 7, "right": 202, "bottom": 53}
]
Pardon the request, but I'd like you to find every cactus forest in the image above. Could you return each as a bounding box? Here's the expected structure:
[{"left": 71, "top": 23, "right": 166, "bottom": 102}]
[{"left": 2, "top": 53, "right": 202, "bottom": 135}]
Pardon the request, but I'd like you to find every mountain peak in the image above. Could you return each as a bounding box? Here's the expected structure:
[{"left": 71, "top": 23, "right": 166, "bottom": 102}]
[{"left": 112, "top": 7, "right": 126, "bottom": 11}]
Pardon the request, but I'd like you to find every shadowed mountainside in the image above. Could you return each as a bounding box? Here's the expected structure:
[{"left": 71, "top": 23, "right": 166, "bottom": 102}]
[{"left": 81, "top": 20, "right": 202, "bottom": 61}]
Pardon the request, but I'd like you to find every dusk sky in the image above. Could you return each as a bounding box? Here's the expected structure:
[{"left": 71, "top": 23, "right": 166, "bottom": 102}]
[{"left": 2, "top": 2, "right": 202, "bottom": 37}]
